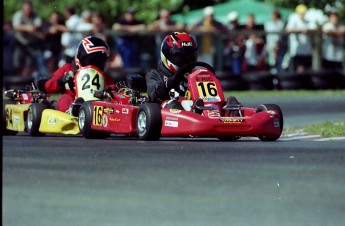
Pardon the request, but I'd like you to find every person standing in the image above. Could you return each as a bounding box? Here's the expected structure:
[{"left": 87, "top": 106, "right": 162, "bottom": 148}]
[
  {"left": 322, "top": 12, "right": 345, "bottom": 70},
  {"left": 264, "top": 10, "right": 285, "bottom": 74},
  {"left": 286, "top": 4, "right": 316, "bottom": 72},
  {"left": 12, "top": 0, "right": 46, "bottom": 78},
  {"left": 112, "top": 7, "right": 145, "bottom": 68},
  {"left": 190, "top": 6, "right": 225, "bottom": 67},
  {"left": 60, "top": 5, "right": 83, "bottom": 65}
]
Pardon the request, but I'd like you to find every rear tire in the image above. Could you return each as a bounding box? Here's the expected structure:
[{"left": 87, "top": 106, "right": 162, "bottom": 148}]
[
  {"left": 27, "top": 103, "right": 48, "bottom": 136},
  {"left": 137, "top": 103, "right": 162, "bottom": 140},
  {"left": 78, "top": 101, "right": 110, "bottom": 139},
  {"left": 3, "top": 99, "right": 18, "bottom": 135},
  {"left": 255, "top": 104, "right": 283, "bottom": 141}
]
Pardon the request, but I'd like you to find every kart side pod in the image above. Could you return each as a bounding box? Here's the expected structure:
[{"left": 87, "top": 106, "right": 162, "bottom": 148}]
[{"left": 39, "top": 109, "right": 80, "bottom": 135}]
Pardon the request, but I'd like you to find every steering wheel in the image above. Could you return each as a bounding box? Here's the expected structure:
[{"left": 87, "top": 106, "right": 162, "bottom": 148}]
[{"left": 174, "top": 61, "right": 216, "bottom": 84}]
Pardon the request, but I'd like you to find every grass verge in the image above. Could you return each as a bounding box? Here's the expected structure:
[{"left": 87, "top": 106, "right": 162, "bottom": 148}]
[{"left": 283, "top": 121, "right": 345, "bottom": 137}]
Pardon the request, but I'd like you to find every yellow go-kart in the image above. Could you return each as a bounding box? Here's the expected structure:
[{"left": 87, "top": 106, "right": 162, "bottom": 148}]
[{"left": 3, "top": 65, "right": 105, "bottom": 136}]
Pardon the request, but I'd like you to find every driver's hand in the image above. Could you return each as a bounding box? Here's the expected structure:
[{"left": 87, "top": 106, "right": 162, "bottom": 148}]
[
  {"left": 169, "top": 89, "right": 179, "bottom": 100},
  {"left": 58, "top": 71, "right": 74, "bottom": 86}
]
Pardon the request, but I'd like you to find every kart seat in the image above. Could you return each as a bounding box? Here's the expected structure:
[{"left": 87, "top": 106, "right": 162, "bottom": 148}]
[{"left": 222, "top": 96, "right": 242, "bottom": 117}]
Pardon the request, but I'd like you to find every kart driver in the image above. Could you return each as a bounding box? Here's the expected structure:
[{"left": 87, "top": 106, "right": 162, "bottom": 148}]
[
  {"left": 40, "top": 36, "right": 114, "bottom": 112},
  {"left": 146, "top": 31, "right": 198, "bottom": 109}
]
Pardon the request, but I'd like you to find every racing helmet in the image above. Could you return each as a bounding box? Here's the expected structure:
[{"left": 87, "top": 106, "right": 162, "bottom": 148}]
[
  {"left": 75, "top": 36, "right": 110, "bottom": 71},
  {"left": 161, "top": 32, "right": 198, "bottom": 73}
]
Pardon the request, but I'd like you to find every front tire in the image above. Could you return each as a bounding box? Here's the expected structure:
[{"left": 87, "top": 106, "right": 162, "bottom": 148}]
[
  {"left": 255, "top": 104, "right": 283, "bottom": 141},
  {"left": 27, "top": 103, "right": 48, "bottom": 136},
  {"left": 137, "top": 103, "right": 162, "bottom": 140},
  {"left": 78, "top": 101, "right": 109, "bottom": 139}
]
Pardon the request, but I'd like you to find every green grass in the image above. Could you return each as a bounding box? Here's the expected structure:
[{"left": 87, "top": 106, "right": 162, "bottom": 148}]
[{"left": 284, "top": 121, "right": 345, "bottom": 137}]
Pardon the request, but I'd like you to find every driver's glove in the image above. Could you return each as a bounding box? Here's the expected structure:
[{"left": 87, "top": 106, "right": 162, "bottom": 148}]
[
  {"left": 58, "top": 71, "right": 74, "bottom": 86},
  {"left": 169, "top": 89, "right": 180, "bottom": 100}
]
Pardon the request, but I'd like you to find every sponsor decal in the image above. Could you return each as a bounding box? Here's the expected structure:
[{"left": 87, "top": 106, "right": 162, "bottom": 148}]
[
  {"left": 196, "top": 76, "right": 213, "bottom": 82},
  {"left": 169, "top": 109, "right": 181, "bottom": 113},
  {"left": 181, "top": 42, "right": 193, "bottom": 47},
  {"left": 102, "top": 114, "right": 108, "bottom": 127},
  {"left": 13, "top": 116, "right": 20, "bottom": 125},
  {"left": 164, "top": 120, "right": 178, "bottom": 128},
  {"left": 200, "top": 97, "right": 221, "bottom": 102},
  {"left": 166, "top": 117, "right": 178, "bottom": 121},
  {"left": 103, "top": 107, "right": 114, "bottom": 114},
  {"left": 115, "top": 110, "right": 120, "bottom": 113},
  {"left": 109, "top": 118, "right": 121, "bottom": 122},
  {"left": 274, "top": 119, "right": 280, "bottom": 128},
  {"left": 22, "top": 94, "right": 29, "bottom": 100},
  {"left": 267, "top": 110, "right": 276, "bottom": 115},
  {"left": 48, "top": 118, "right": 57, "bottom": 126},
  {"left": 220, "top": 117, "right": 245, "bottom": 123},
  {"left": 122, "top": 108, "right": 129, "bottom": 114}
]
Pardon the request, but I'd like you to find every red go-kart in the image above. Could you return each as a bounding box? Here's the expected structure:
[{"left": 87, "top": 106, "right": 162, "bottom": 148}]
[{"left": 78, "top": 62, "right": 283, "bottom": 141}]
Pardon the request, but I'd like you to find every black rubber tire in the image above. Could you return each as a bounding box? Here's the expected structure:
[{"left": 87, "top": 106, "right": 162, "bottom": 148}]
[
  {"left": 242, "top": 72, "right": 274, "bottom": 90},
  {"left": 220, "top": 78, "right": 249, "bottom": 91},
  {"left": 255, "top": 104, "right": 283, "bottom": 141},
  {"left": 310, "top": 70, "right": 343, "bottom": 90},
  {"left": 276, "top": 71, "right": 312, "bottom": 90},
  {"left": 27, "top": 103, "right": 48, "bottom": 136},
  {"left": 78, "top": 101, "right": 110, "bottom": 139},
  {"left": 137, "top": 103, "right": 162, "bottom": 140},
  {"left": 3, "top": 99, "right": 18, "bottom": 135}
]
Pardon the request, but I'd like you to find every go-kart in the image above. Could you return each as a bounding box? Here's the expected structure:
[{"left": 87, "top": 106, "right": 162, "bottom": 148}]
[
  {"left": 3, "top": 65, "right": 106, "bottom": 136},
  {"left": 78, "top": 62, "right": 283, "bottom": 141},
  {"left": 3, "top": 83, "right": 53, "bottom": 135}
]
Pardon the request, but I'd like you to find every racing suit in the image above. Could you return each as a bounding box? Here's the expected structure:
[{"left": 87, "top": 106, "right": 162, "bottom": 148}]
[
  {"left": 44, "top": 62, "right": 114, "bottom": 112},
  {"left": 146, "top": 62, "right": 186, "bottom": 109}
]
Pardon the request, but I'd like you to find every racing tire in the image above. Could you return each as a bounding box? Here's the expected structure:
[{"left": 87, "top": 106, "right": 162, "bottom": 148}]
[
  {"left": 3, "top": 99, "right": 18, "bottom": 135},
  {"left": 78, "top": 101, "right": 110, "bottom": 139},
  {"left": 27, "top": 103, "right": 48, "bottom": 136},
  {"left": 137, "top": 103, "right": 162, "bottom": 140},
  {"left": 255, "top": 104, "right": 283, "bottom": 141}
]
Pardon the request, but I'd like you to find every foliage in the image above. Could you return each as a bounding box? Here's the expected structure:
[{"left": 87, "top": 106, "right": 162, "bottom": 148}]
[
  {"left": 3, "top": 0, "right": 184, "bottom": 26},
  {"left": 5, "top": 0, "right": 344, "bottom": 25}
]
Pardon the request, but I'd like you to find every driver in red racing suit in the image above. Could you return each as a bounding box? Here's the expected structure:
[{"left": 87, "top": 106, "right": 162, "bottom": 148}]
[
  {"left": 146, "top": 32, "right": 198, "bottom": 109},
  {"left": 42, "top": 36, "right": 114, "bottom": 112}
]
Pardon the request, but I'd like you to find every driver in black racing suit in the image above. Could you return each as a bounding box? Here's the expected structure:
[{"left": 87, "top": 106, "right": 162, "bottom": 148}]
[{"left": 146, "top": 32, "right": 198, "bottom": 109}]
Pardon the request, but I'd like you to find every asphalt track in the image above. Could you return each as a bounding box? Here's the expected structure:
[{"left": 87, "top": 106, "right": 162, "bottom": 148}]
[{"left": 3, "top": 95, "right": 345, "bottom": 226}]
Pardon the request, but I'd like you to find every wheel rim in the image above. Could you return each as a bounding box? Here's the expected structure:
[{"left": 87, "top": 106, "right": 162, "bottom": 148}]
[
  {"left": 79, "top": 110, "right": 85, "bottom": 130},
  {"left": 27, "top": 108, "right": 33, "bottom": 130},
  {"left": 137, "top": 111, "right": 147, "bottom": 136}
]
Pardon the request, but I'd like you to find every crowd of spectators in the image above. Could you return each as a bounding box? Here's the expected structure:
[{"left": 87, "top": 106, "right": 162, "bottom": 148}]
[{"left": 3, "top": 0, "right": 345, "bottom": 82}]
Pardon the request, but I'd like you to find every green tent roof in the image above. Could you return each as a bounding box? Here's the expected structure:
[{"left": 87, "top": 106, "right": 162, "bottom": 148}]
[{"left": 171, "top": 0, "right": 294, "bottom": 26}]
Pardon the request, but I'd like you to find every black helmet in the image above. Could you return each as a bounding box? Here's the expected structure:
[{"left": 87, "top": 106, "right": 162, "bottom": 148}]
[
  {"left": 75, "top": 36, "right": 110, "bottom": 71},
  {"left": 161, "top": 32, "right": 198, "bottom": 73}
]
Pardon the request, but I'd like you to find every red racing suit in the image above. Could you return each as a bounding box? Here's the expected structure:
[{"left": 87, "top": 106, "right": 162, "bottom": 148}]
[{"left": 44, "top": 63, "right": 115, "bottom": 112}]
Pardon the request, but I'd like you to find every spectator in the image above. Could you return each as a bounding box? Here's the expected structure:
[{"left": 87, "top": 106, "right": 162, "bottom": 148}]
[
  {"left": 92, "top": 11, "right": 122, "bottom": 69},
  {"left": 112, "top": 7, "right": 145, "bottom": 68},
  {"left": 264, "top": 10, "right": 286, "bottom": 74},
  {"left": 286, "top": 4, "right": 316, "bottom": 72},
  {"left": 3, "top": 21, "right": 17, "bottom": 76},
  {"left": 78, "top": 9, "right": 94, "bottom": 34},
  {"left": 190, "top": 6, "right": 225, "bottom": 66},
  {"left": 223, "top": 11, "right": 245, "bottom": 75},
  {"left": 12, "top": 0, "right": 47, "bottom": 78},
  {"left": 148, "top": 9, "right": 185, "bottom": 63},
  {"left": 61, "top": 5, "right": 83, "bottom": 65},
  {"left": 44, "top": 11, "right": 66, "bottom": 73},
  {"left": 322, "top": 12, "right": 345, "bottom": 70},
  {"left": 243, "top": 13, "right": 266, "bottom": 72}
]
